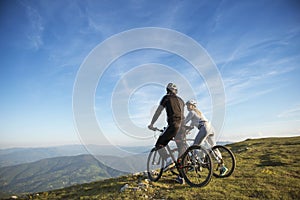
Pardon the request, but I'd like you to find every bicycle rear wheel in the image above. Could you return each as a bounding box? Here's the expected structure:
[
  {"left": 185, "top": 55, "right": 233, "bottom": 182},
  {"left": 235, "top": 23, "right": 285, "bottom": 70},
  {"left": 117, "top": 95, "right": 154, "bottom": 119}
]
[
  {"left": 147, "top": 147, "right": 164, "bottom": 182},
  {"left": 180, "top": 145, "right": 213, "bottom": 187},
  {"left": 211, "top": 145, "right": 236, "bottom": 178}
]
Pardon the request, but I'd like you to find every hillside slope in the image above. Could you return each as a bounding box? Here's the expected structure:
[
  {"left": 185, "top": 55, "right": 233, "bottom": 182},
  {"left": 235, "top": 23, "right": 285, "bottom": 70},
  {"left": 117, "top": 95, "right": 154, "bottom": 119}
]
[
  {"left": 3, "top": 136, "right": 300, "bottom": 200},
  {"left": 0, "top": 155, "right": 127, "bottom": 194}
]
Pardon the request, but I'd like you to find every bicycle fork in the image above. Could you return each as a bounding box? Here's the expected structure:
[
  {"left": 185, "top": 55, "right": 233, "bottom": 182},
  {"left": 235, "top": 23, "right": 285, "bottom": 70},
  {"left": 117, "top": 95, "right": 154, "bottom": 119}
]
[{"left": 210, "top": 149, "right": 224, "bottom": 171}]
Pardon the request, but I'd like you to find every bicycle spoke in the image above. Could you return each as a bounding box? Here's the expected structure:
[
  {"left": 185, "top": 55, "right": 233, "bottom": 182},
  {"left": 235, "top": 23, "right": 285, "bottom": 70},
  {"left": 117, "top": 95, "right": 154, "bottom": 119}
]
[
  {"left": 211, "top": 145, "right": 236, "bottom": 178},
  {"left": 147, "top": 148, "right": 164, "bottom": 181},
  {"left": 181, "top": 146, "right": 212, "bottom": 187}
]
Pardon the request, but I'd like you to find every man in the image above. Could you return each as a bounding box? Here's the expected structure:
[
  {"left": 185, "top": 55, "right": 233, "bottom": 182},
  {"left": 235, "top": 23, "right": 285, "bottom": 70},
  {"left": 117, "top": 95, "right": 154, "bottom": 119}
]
[{"left": 148, "top": 83, "right": 185, "bottom": 177}]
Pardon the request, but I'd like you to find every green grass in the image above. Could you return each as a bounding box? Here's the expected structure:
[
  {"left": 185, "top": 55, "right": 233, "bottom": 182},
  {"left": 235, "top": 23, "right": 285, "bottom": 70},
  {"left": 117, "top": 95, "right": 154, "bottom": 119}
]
[{"left": 4, "top": 136, "right": 300, "bottom": 200}]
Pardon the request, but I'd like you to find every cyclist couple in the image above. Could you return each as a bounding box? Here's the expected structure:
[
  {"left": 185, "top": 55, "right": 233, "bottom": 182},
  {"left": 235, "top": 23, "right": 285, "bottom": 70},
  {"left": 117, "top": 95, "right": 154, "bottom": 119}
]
[{"left": 148, "top": 82, "right": 227, "bottom": 184}]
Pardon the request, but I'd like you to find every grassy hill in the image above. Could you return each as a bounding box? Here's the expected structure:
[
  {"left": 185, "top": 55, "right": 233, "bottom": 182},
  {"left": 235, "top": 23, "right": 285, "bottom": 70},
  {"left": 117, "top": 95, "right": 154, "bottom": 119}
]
[{"left": 2, "top": 136, "right": 300, "bottom": 200}]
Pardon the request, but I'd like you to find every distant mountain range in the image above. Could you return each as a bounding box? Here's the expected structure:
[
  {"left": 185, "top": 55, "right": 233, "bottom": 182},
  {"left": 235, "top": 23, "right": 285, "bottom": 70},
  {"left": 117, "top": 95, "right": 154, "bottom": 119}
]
[
  {"left": 0, "top": 154, "right": 128, "bottom": 194},
  {"left": 0, "top": 144, "right": 154, "bottom": 194},
  {"left": 5, "top": 136, "right": 298, "bottom": 200},
  {"left": 0, "top": 142, "right": 232, "bottom": 195},
  {"left": 0, "top": 145, "right": 88, "bottom": 167},
  {"left": 0, "top": 142, "right": 231, "bottom": 168},
  {"left": 0, "top": 144, "right": 152, "bottom": 168}
]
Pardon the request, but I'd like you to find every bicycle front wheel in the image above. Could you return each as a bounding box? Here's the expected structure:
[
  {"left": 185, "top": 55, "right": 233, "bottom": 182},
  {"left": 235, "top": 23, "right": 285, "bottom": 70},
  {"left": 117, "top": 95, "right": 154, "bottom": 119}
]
[
  {"left": 147, "top": 147, "right": 164, "bottom": 182},
  {"left": 180, "top": 145, "right": 213, "bottom": 187},
  {"left": 211, "top": 145, "right": 236, "bottom": 178}
]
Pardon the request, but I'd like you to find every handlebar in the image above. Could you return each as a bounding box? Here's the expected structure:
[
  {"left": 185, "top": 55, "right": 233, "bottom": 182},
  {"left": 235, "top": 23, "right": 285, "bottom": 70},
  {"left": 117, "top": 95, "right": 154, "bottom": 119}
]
[
  {"left": 148, "top": 125, "right": 193, "bottom": 133},
  {"left": 149, "top": 125, "right": 195, "bottom": 142}
]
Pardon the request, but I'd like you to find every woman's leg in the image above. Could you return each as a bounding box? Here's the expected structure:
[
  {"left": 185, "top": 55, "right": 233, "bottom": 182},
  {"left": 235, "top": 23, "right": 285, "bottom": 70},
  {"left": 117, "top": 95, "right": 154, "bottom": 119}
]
[
  {"left": 206, "top": 130, "right": 223, "bottom": 162},
  {"left": 193, "top": 126, "right": 208, "bottom": 146},
  {"left": 192, "top": 126, "right": 208, "bottom": 159},
  {"left": 206, "top": 132, "right": 216, "bottom": 147}
]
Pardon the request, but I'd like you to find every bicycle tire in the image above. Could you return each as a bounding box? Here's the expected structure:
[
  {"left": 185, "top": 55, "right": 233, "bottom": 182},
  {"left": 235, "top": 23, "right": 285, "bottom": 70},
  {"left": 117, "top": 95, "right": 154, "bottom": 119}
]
[
  {"left": 147, "top": 147, "right": 164, "bottom": 182},
  {"left": 180, "top": 145, "right": 213, "bottom": 187},
  {"left": 211, "top": 145, "right": 236, "bottom": 178}
]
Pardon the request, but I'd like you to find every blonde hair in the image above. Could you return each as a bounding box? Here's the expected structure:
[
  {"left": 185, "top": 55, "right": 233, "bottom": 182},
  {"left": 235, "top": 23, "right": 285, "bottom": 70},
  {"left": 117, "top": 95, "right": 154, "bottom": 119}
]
[{"left": 191, "top": 105, "right": 202, "bottom": 117}]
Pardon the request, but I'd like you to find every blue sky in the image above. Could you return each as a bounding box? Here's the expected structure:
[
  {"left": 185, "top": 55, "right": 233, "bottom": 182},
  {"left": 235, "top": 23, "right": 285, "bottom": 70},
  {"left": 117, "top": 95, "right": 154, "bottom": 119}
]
[{"left": 0, "top": 0, "right": 299, "bottom": 148}]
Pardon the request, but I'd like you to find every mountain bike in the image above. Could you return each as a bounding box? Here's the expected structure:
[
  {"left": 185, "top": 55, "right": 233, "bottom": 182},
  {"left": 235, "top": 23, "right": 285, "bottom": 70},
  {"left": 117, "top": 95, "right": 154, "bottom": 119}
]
[
  {"left": 180, "top": 126, "right": 236, "bottom": 178},
  {"left": 147, "top": 127, "right": 213, "bottom": 187},
  {"left": 207, "top": 144, "right": 236, "bottom": 178}
]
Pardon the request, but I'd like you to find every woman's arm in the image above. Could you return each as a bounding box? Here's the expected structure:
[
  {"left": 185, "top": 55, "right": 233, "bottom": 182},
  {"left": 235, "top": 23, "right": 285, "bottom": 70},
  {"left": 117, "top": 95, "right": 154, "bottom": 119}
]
[{"left": 184, "top": 111, "right": 193, "bottom": 124}]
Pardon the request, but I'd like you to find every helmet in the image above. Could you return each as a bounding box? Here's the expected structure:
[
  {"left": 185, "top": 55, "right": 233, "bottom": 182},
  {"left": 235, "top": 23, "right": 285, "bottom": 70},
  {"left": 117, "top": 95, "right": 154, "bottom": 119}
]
[
  {"left": 186, "top": 99, "right": 197, "bottom": 106},
  {"left": 166, "top": 83, "right": 178, "bottom": 94}
]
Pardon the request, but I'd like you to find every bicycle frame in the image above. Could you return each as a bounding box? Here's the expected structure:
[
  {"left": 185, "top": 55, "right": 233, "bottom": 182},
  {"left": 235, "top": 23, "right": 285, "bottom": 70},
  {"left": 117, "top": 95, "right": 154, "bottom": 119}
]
[
  {"left": 172, "top": 127, "right": 235, "bottom": 178},
  {"left": 147, "top": 128, "right": 211, "bottom": 185}
]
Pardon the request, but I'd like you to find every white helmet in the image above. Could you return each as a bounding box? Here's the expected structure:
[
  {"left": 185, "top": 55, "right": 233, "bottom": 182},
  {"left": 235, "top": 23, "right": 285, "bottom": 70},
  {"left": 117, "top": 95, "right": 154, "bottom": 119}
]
[
  {"left": 166, "top": 83, "right": 178, "bottom": 94},
  {"left": 186, "top": 99, "right": 197, "bottom": 106}
]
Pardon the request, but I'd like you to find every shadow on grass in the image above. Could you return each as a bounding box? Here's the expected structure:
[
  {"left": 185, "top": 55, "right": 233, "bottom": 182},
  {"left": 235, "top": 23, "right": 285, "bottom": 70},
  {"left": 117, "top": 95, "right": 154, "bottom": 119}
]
[{"left": 257, "top": 154, "right": 287, "bottom": 167}]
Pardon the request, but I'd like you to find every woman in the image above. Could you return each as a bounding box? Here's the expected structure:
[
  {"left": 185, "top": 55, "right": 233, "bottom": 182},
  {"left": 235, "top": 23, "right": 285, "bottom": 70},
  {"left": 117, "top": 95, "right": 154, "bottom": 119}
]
[
  {"left": 184, "top": 99, "right": 228, "bottom": 176},
  {"left": 185, "top": 99, "right": 215, "bottom": 147}
]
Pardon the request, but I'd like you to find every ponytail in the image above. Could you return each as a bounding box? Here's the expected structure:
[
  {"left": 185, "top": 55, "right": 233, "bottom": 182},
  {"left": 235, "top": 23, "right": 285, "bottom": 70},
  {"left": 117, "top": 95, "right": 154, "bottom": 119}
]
[{"left": 193, "top": 106, "right": 202, "bottom": 117}]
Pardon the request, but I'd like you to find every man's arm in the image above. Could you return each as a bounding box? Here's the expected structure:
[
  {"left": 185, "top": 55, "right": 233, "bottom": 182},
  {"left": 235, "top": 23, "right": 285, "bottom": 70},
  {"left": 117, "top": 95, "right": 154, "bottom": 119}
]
[{"left": 148, "top": 105, "right": 164, "bottom": 129}]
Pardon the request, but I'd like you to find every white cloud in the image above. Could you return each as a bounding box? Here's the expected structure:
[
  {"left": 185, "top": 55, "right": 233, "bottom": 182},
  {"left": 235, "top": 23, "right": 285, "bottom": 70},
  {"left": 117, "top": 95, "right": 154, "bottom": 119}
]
[
  {"left": 23, "top": 3, "right": 44, "bottom": 50},
  {"left": 222, "top": 63, "right": 296, "bottom": 107}
]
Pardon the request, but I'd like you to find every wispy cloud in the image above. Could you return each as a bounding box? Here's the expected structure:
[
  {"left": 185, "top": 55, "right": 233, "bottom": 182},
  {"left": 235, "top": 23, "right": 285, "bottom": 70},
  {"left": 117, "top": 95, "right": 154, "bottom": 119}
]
[
  {"left": 278, "top": 104, "right": 300, "bottom": 119},
  {"left": 223, "top": 65, "right": 295, "bottom": 106},
  {"left": 96, "top": 62, "right": 199, "bottom": 129},
  {"left": 212, "top": 20, "right": 299, "bottom": 107},
  {"left": 22, "top": 3, "right": 44, "bottom": 50}
]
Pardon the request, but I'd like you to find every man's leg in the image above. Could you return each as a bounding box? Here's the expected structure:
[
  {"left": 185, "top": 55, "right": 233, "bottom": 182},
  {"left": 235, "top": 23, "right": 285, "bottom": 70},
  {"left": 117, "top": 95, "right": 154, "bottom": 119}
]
[
  {"left": 175, "top": 131, "right": 186, "bottom": 159},
  {"left": 155, "top": 123, "right": 180, "bottom": 161}
]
